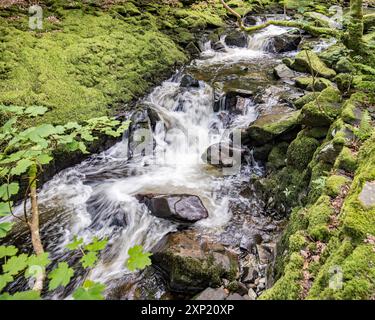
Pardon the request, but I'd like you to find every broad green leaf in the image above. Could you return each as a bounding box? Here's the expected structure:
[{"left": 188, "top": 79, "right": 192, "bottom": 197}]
[
  {"left": 36, "top": 153, "right": 53, "bottom": 165},
  {"left": 0, "top": 222, "right": 14, "bottom": 238},
  {"left": 84, "top": 237, "right": 108, "bottom": 252},
  {"left": 0, "top": 290, "right": 41, "bottom": 300},
  {"left": 0, "top": 201, "right": 12, "bottom": 216},
  {"left": 25, "top": 253, "right": 51, "bottom": 278},
  {"left": 65, "top": 236, "right": 84, "bottom": 250},
  {"left": 2, "top": 253, "right": 28, "bottom": 275},
  {"left": 80, "top": 251, "right": 98, "bottom": 269},
  {"left": 24, "top": 106, "right": 48, "bottom": 117},
  {"left": 0, "top": 245, "right": 18, "bottom": 258},
  {"left": 0, "top": 182, "right": 19, "bottom": 201},
  {"left": 11, "top": 158, "right": 34, "bottom": 175},
  {"left": 0, "top": 273, "right": 13, "bottom": 291},
  {"left": 126, "top": 245, "right": 152, "bottom": 272},
  {"left": 72, "top": 280, "right": 105, "bottom": 300},
  {"left": 0, "top": 105, "right": 24, "bottom": 115},
  {"left": 48, "top": 262, "right": 74, "bottom": 290}
]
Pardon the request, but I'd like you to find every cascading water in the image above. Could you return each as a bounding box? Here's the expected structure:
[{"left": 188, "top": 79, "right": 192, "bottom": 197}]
[{"left": 2, "top": 21, "right": 310, "bottom": 299}]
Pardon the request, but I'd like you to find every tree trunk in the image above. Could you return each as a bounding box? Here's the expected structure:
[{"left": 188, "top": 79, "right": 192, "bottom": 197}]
[
  {"left": 345, "top": 0, "right": 364, "bottom": 51},
  {"left": 28, "top": 163, "right": 45, "bottom": 293}
]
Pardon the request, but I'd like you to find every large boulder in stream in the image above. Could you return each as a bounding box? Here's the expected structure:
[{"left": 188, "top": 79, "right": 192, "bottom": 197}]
[
  {"left": 241, "top": 110, "right": 301, "bottom": 146},
  {"left": 136, "top": 194, "right": 208, "bottom": 223},
  {"left": 224, "top": 30, "right": 248, "bottom": 48},
  {"left": 291, "top": 50, "right": 337, "bottom": 79},
  {"left": 201, "top": 142, "right": 244, "bottom": 168},
  {"left": 268, "top": 32, "right": 302, "bottom": 53},
  {"left": 152, "top": 230, "right": 239, "bottom": 292}
]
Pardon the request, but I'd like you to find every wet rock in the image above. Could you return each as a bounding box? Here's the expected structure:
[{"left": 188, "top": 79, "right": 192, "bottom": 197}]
[
  {"left": 317, "top": 142, "right": 343, "bottom": 164},
  {"left": 241, "top": 110, "right": 301, "bottom": 146},
  {"left": 295, "top": 76, "right": 333, "bottom": 92},
  {"left": 136, "top": 194, "right": 208, "bottom": 223},
  {"left": 185, "top": 42, "right": 201, "bottom": 58},
  {"left": 180, "top": 74, "right": 200, "bottom": 88},
  {"left": 152, "top": 230, "right": 239, "bottom": 293},
  {"left": 243, "top": 14, "right": 257, "bottom": 26},
  {"left": 247, "top": 288, "right": 257, "bottom": 300},
  {"left": 194, "top": 287, "right": 228, "bottom": 300},
  {"left": 304, "top": 11, "right": 333, "bottom": 28},
  {"left": 256, "top": 244, "right": 275, "bottom": 265},
  {"left": 268, "top": 32, "right": 301, "bottom": 53},
  {"left": 291, "top": 50, "right": 336, "bottom": 79},
  {"left": 273, "top": 64, "right": 298, "bottom": 80},
  {"left": 226, "top": 293, "right": 245, "bottom": 300},
  {"left": 212, "top": 41, "right": 226, "bottom": 52},
  {"left": 358, "top": 181, "right": 375, "bottom": 209},
  {"left": 225, "top": 30, "right": 248, "bottom": 48},
  {"left": 253, "top": 144, "right": 273, "bottom": 161},
  {"left": 201, "top": 142, "right": 243, "bottom": 168}
]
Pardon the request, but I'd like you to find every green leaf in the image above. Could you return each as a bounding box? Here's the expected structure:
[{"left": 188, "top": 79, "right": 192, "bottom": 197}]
[
  {"left": 48, "top": 262, "right": 74, "bottom": 290},
  {"left": 0, "top": 182, "right": 19, "bottom": 201},
  {"left": 0, "top": 245, "right": 18, "bottom": 258},
  {"left": 65, "top": 236, "right": 84, "bottom": 250},
  {"left": 0, "top": 201, "right": 12, "bottom": 216},
  {"left": 25, "top": 253, "right": 51, "bottom": 278},
  {"left": 0, "top": 290, "right": 41, "bottom": 300},
  {"left": 72, "top": 280, "right": 105, "bottom": 300},
  {"left": 36, "top": 153, "right": 53, "bottom": 165},
  {"left": 84, "top": 237, "right": 108, "bottom": 252},
  {"left": 2, "top": 253, "right": 28, "bottom": 275},
  {"left": 0, "top": 273, "right": 13, "bottom": 292},
  {"left": 126, "top": 245, "right": 152, "bottom": 272},
  {"left": 24, "top": 106, "right": 48, "bottom": 117},
  {"left": 11, "top": 158, "right": 34, "bottom": 175},
  {"left": 0, "top": 222, "right": 14, "bottom": 238},
  {"left": 0, "top": 105, "right": 24, "bottom": 115},
  {"left": 80, "top": 251, "right": 98, "bottom": 269}
]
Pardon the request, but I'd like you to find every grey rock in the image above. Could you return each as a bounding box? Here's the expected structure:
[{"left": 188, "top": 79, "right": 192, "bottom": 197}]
[
  {"left": 359, "top": 181, "right": 375, "bottom": 209},
  {"left": 225, "top": 30, "right": 248, "bottom": 48},
  {"left": 195, "top": 287, "right": 228, "bottom": 300},
  {"left": 226, "top": 293, "right": 245, "bottom": 300},
  {"left": 247, "top": 288, "right": 257, "bottom": 300}
]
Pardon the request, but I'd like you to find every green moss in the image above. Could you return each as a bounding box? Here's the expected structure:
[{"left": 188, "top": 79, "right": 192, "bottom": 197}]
[
  {"left": 294, "top": 92, "right": 320, "bottom": 109},
  {"left": 0, "top": 5, "right": 193, "bottom": 124},
  {"left": 295, "top": 76, "right": 334, "bottom": 91},
  {"left": 334, "top": 146, "right": 358, "bottom": 173},
  {"left": 260, "top": 252, "right": 304, "bottom": 300},
  {"left": 306, "top": 195, "right": 334, "bottom": 241},
  {"left": 292, "top": 50, "right": 337, "bottom": 79},
  {"left": 318, "top": 43, "right": 349, "bottom": 67},
  {"left": 303, "top": 127, "right": 329, "bottom": 139},
  {"left": 298, "top": 87, "right": 342, "bottom": 126},
  {"left": 335, "top": 57, "right": 355, "bottom": 74},
  {"left": 267, "top": 142, "right": 288, "bottom": 171},
  {"left": 287, "top": 133, "right": 320, "bottom": 171},
  {"left": 289, "top": 231, "right": 307, "bottom": 252},
  {"left": 325, "top": 175, "right": 351, "bottom": 197},
  {"left": 341, "top": 92, "right": 367, "bottom": 125},
  {"left": 341, "top": 133, "right": 375, "bottom": 239},
  {"left": 334, "top": 73, "right": 353, "bottom": 93}
]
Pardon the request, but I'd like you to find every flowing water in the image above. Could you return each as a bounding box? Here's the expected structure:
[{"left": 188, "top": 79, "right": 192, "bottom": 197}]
[{"left": 2, "top": 21, "right": 312, "bottom": 299}]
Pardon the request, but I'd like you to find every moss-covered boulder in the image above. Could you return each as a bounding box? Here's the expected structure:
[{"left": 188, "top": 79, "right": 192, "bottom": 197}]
[
  {"left": 335, "top": 57, "right": 355, "bottom": 74},
  {"left": 294, "top": 92, "right": 320, "bottom": 109},
  {"left": 298, "top": 87, "right": 342, "bottom": 127},
  {"left": 295, "top": 76, "right": 333, "bottom": 91},
  {"left": 291, "top": 50, "right": 337, "bottom": 79},
  {"left": 267, "top": 142, "right": 289, "bottom": 171},
  {"left": 325, "top": 174, "right": 351, "bottom": 197},
  {"left": 306, "top": 195, "right": 334, "bottom": 241},
  {"left": 334, "top": 146, "right": 358, "bottom": 173},
  {"left": 287, "top": 133, "right": 320, "bottom": 171},
  {"left": 318, "top": 43, "right": 349, "bottom": 67},
  {"left": 152, "top": 230, "right": 238, "bottom": 293},
  {"left": 341, "top": 92, "right": 367, "bottom": 125},
  {"left": 241, "top": 110, "right": 301, "bottom": 146}
]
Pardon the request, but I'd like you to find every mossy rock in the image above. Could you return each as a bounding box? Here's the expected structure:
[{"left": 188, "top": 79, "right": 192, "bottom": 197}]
[
  {"left": 152, "top": 230, "right": 238, "bottom": 293},
  {"left": 341, "top": 92, "right": 367, "bottom": 125},
  {"left": 306, "top": 195, "right": 334, "bottom": 241},
  {"left": 325, "top": 174, "right": 351, "bottom": 197},
  {"left": 341, "top": 134, "right": 375, "bottom": 239},
  {"left": 298, "top": 87, "right": 342, "bottom": 127},
  {"left": 267, "top": 142, "right": 289, "bottom": 171},
  {"left": 242, "top": 110, "right": 301, "bottom": 146},
  {"left": 334, "top": 73, "right": 353, "bottom": 93},
  {"left": 319, "top": 43, "right": 349, "bottom": 67},
  {"left": 294, "top": 92, "right": 320, "bottom": 109},
  {"left": 287, "top": 133, "right": 320, "bottom": 171},
  {"left": 291, "top": 50, "right": 336, "bottom": 79},
  {"left": 295, "top": 76, "right": 334, "bottom": 92},
  {"left": 334, "top": 146, "right": 358, "bottom": 173},
  {"left": 302, "top": 127, "right": 329, "bottom": 139},
  {"left": 335, "top": 57, "right": 355, "bottom": 74}
]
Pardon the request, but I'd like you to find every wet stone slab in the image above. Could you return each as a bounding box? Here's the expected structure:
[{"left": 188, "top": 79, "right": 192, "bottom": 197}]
[{"left": 358, "top": 181, "right": 375, "bottom": 209}]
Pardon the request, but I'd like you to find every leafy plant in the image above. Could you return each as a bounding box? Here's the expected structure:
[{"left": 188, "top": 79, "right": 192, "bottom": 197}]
[
  {"left": 355, "top": 110, "right": 373, "bottom": 141},
  {"left": 127, "top": 245, "right": 152, "bottom": 271}
]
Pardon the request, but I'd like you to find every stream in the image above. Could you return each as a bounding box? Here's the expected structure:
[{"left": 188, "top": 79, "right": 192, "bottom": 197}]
[{"left": 1, "top": 17, "right": 333, "bottom": 299}]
